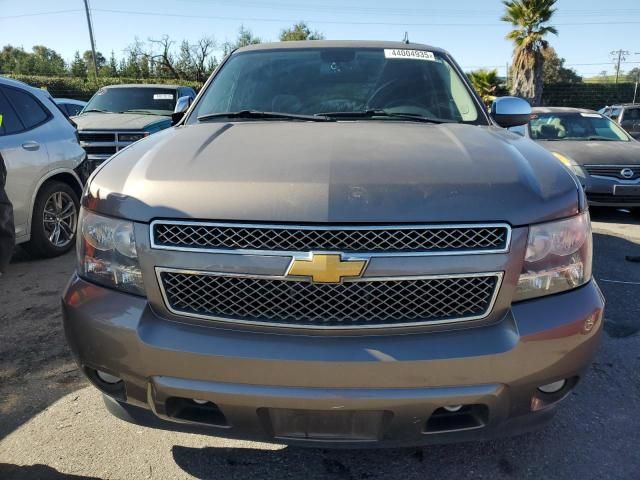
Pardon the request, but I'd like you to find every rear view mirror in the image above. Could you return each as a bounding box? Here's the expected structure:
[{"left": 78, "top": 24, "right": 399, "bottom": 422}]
[{"left": 491, "top": 97, "right": 532, "bottom": 128}]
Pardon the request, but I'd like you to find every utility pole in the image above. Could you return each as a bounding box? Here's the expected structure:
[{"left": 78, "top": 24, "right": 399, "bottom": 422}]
[
  {"left": 83, "top": 0, "right": 99, "bottom": 79},
  {"left": 610, "top": 49, "right": 630, "bottom": 85}
]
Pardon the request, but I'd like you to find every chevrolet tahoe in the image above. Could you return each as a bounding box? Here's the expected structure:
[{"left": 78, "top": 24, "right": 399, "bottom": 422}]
[{"left": 62, "top": 41, "right": 604, "bottom": 448}]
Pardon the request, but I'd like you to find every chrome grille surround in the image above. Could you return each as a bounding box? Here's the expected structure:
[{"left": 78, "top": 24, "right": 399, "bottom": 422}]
[
  {"left": 151, "top": 221, "right": 511, "bottom": 256},
  {"left": 78, "top": 130, "right": 147, "bottom": 163},
  {"left": 156, "top": 268, "right": 503, "bottom": 329}
]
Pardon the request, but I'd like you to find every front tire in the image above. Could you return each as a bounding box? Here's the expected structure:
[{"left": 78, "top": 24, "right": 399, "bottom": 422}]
[{"left": 24, "top": 181, "right": 79, "bottom": 258}]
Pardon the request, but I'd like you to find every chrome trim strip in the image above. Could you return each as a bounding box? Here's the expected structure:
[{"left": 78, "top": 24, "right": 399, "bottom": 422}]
[
  {"left": 584, "top": 164, "right": 640, "bottom": 167},
  {"left": 154, "top": 267, "right": 504, "bottom": 329},
  {"left": 149, "top": 220, "right": 512, "bottom": 258}
]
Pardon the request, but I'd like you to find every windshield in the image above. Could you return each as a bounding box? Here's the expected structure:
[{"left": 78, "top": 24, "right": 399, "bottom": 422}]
[
  {"left": 83, "top": 87, "right": 177, "bottom": 115},
  {"left": 189, "top": 48, "right": 482, "bottom": 123},
  {"left": 529, "top": 112, "right": 630, "bottom": 141}
]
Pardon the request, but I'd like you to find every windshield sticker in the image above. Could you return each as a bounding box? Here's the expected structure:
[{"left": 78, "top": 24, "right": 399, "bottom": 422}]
[
  {"left": 153, "top": 93, "right": 174, "bottom": 100},
  {"left": 384, "top": 49, "right": 435, "bottom": 61},
  {"left": 580, "top": 113, "right": 601, "bottom": 118}
]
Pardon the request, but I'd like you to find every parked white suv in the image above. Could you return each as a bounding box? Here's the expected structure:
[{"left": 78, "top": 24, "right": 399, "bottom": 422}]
[{"left": 0, "top": 77, "right": 85, "bottom": 257}]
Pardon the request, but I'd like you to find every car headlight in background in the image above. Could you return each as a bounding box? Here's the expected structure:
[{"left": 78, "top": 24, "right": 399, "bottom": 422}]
[
  {"left": 514, "top": 212, "right": 592, "bottom": 302},
  {"left": 551, "top": 152, "right": 585, "bottom": 178},
  {"left": 118, "top": 132, "right": 148, "bottom": 143},
  {"left": 77, "top": 209, "right": 145, "bottom": 296}
]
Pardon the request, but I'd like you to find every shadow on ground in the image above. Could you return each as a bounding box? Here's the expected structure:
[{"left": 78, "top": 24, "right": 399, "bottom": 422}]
[{"left": 0, "top": 463, "right": 102, "bottom": 480}]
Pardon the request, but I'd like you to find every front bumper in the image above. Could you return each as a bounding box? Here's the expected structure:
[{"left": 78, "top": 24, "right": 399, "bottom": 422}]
[
  {"left": 582, "top": 174, "right": 640, "bottom": 207},
  {"left": 62, "top": 276, "right": 604, "bottom": 447}
]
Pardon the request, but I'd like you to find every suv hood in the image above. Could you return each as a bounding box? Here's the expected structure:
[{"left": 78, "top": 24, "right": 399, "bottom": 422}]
[
  {"left": 535, "top": 139, "right": 640, "bottom": 166},
  {"left": 74, "top": 112, "right": 170, "bottom": 130},
  {"left": 86, "top": 122, "right": 580, "bottom": 226}
]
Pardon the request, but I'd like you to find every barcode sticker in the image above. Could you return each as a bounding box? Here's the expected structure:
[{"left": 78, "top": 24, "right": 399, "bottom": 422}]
[
  {"left": 153, "top": 94, "right": 174, "bottom": 100},
  {"left": 384, "top": 49, "right": 436, "bottom": 61}
]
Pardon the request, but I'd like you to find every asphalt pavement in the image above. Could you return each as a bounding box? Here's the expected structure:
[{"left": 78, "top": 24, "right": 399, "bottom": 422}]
[{"left": 1, "top": 209, "right": 639, "bottom": 480}]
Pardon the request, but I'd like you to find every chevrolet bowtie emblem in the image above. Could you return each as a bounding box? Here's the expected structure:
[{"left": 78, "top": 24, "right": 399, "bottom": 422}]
[{"left": 287, "top": 254, "right": 367, "bottom": 284}]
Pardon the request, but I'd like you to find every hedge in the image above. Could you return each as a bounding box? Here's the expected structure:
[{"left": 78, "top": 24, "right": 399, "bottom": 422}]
[
  {"left": 541, "top": 82, "right": 638, "bottom": 111},
  {"left": 4, "top": 73, "right": 637, "bottom": 111},
  {"left": 3, "top": 74, "right": 203, "bottom": 101}
]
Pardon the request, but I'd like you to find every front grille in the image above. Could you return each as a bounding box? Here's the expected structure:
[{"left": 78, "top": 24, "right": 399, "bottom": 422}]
[
  {"left": 152, "top": 223, "right": 509, "bottom": 254},
  {"left": 584, "top": 165, "right": 640, "bottom": 180},
  {"left": 159, "top": 271, "right": 500, "bottom": 328},
  {"left": 78, "top": 132, "right": 116, "bottom": 142}
]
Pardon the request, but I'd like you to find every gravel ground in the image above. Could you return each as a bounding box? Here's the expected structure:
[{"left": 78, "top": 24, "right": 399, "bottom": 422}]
[{"left": 1, "top": 209, "right": 639, "bottom": 480}]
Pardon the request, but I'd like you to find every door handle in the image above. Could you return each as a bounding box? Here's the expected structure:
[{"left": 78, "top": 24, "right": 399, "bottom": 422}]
[{"left": 22, "top": 141, "right": 40, "bottom": 151}]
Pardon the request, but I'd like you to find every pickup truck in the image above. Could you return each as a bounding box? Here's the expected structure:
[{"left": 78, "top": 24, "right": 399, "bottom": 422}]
[
  {"left": 73, "top": 84, "right": 196, "bottom": 174},
  {"left": 63, "top": 41, "right": 604, "bottom": 448}
]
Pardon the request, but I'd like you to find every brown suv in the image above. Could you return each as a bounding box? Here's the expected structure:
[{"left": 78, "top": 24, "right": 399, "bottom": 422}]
[{"left": 62, "top": 41, "right": 604, "bottom": 448}]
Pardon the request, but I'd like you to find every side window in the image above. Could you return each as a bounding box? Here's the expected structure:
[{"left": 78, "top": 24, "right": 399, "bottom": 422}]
[
  {"left": 0, "top": 88, "right": 25, "bottom": 136},
  {"left": 3, "top": 87, "right": 50, "bottom": 131},
  {"left": 66, "top": 104, "right": 83, "bottom": 116}
]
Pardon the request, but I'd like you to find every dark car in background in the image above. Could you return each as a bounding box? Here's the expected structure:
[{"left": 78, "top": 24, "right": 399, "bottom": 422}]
[
  {"left": 600, "top": 104, "right": 640, "bottom": 140},
  {"left": 73, "top": 84, "right": 196, "bottom": 172},
  {"left": 54, "top": 98, "right": 87, "bottom": 117},
  {"left": 512, "top": 107, "right": 640, "bottom": 212}
]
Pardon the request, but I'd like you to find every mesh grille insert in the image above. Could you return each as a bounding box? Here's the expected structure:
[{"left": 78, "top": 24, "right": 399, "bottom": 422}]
[
  {"left": 153, "top": 223, "right": 508, "bottom": 253},
  {"left": 160, "top": 271, "right": 500, "bottom": 328}
]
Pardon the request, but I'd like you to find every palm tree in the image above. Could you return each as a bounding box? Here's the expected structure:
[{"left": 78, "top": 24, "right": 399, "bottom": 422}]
[
  {"left": 502, "top": 0, "right": 558, "bottom": 106},
  {"left": 468, "top": 69, "right": 505, "bottom": 107}
]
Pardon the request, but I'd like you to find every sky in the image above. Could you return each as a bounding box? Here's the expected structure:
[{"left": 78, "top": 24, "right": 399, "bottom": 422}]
[{"left": 1, "top": 0, "right": 639, "bottom": 77}]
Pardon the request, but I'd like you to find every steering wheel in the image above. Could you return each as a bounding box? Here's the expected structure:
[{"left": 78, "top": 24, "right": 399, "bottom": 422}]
[{"left": 366, "top": 79, "right": 437, "bottom": 113}]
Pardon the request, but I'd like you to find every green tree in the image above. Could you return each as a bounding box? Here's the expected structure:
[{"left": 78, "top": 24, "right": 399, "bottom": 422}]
[
  {"left": 279, "top": 22, "right": 324, "bottom": 41},
  {"left": 106, "top": 50, "right": 119, "bottom": 76},
  {"left": 224, "top": 26, "right": 261, "bottom": 54},
  {"left": 542, "top": 48, "right": 581, "bottom": 83},
  {"left": 83, "top": 50, "right": 106, "bottom": 77},
  {"left": 468, "top": 69, "right": 506, "bottom": 107},
  {"left": 628, "top": 67, "right": 640, "bottom": 83},
  {"left": 0, "top": 45, "right": 30, "bottom": 73},
  {"left": 29, "top": 46, "right": 66, "bottom": 75},
  {"left": 70, "top": 51, "right": 87, "bottom": 77},
  {"left": 502, "top": 0, "right": 558, "bottom": 105}
]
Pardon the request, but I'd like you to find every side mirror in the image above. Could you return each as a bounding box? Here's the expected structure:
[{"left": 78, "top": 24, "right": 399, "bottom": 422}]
[
  {"left": 172, "top": 96, "right": 192, "bottom": 126},
  {"left": 491, "top": 97, "right": 532, "bottom": 128}
]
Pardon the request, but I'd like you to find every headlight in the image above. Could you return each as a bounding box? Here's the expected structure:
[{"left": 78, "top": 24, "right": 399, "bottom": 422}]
[
  {"left": 551, "top": 152, "right": 585, "bottom": 178},
  {"left": 77, "top": 209, "right": 145, "bottom": 296},
  {"left": 118, "top": 133, "right": 148, "bottom": 143},
  {"left": 514, "top": 212, "right": 592, "bottom": 302}
]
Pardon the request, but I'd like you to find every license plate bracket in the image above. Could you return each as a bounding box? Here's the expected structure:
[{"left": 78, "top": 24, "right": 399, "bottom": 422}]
[{"left": 265, "top": 408, "right": 389, "bottom": 442}]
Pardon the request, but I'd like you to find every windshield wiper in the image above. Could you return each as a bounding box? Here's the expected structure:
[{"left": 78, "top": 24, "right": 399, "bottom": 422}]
[
  {"left": 316, "top": 110, "right": 453, "bottom": 123},
  {"left": 198, "top": 110, "right": 333, "bottom": 122},
  {"left": 82, "top": 108, "right": 109, "bottom": 114},
  {"left": 121, "top": 109, "right": 162, "bottom": 115},
  {"left": 586, "top": 136, "right": 616, "bottom": 141}
]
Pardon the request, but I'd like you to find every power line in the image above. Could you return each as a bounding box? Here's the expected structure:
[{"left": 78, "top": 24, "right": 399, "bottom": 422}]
[
  {"left": 0, "top": 9, "right": 82, "bottom": 20},
  {"left": 2, "top": 7, "right": 640, "bottom": 26},
  {"left": 86, "top": 8, "right": 640, "bottom": 27}
]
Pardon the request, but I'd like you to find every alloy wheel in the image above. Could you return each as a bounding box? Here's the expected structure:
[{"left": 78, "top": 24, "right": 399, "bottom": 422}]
[{"left": 43, "top": 191, "right": 77, "bottom": 248}]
